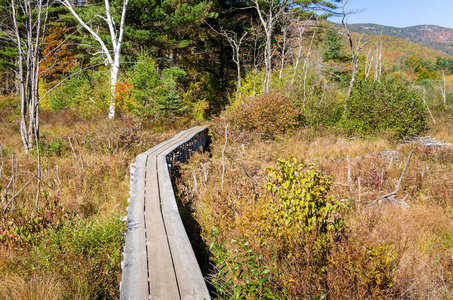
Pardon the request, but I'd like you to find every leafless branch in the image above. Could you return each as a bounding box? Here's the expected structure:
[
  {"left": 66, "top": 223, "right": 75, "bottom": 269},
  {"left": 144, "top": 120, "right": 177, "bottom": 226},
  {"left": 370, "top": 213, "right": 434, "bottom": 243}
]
[
  {"left": 221, "top": 124, "right": 228, "bottom": 189},
  {"left": 3, "top": 175, "right": 36, "bottom": 214},
  {"left": 0, "top": 144, "right": 3, "bottom": 181}
]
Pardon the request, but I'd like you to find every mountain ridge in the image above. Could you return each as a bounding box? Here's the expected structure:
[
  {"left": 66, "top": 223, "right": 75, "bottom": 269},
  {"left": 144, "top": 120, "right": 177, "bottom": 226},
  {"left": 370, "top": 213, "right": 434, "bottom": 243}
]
[{"left": 346, "top": 23, "right": 453, "bottom": 55}]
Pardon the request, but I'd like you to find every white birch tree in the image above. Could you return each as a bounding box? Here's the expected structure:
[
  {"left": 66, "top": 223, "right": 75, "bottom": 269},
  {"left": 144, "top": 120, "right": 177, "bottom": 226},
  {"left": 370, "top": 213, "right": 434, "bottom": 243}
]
[
  {"left": 2, "top": 0, "right": 51, "bottom": 210},
  {"left": 4, "top": 0, "right": 49, "bottom": 153},
  {"left": 341, "top": 0, "right": 368, "bottom": 116},
  {"left": 440, "top": 70, "right": 447, "bottom": 106},
  {"left": 251, "top": 0, "right": 287, "bottom": 93},
  {"left": 207, "top": 23, "right": 248, "bottom": 100},
  {"left": 58, "top": 0, "right": 129, "bottom": 119}
]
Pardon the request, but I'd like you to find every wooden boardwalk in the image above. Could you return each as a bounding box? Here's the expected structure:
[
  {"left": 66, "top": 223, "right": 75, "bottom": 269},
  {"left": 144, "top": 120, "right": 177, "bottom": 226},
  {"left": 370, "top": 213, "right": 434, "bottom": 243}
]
[{"left": 120, "top": 126, "right": 210, "bottom": 300}]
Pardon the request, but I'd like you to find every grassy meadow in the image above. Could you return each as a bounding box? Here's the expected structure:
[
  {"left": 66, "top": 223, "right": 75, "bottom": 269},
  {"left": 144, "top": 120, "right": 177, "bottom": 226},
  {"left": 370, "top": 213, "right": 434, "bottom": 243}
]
[
  {"left": 178, "top": 93, "right": 453, "bottom": 299},
  {"left": 0, "top": 100, "right": 182, "bottom": 299}
]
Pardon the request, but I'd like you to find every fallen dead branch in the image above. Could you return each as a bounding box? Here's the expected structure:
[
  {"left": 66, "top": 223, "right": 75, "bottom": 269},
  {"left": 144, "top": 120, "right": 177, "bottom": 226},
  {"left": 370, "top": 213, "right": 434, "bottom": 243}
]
[{"left": 370, "top": 149, "right": 414, "bottom": 208}]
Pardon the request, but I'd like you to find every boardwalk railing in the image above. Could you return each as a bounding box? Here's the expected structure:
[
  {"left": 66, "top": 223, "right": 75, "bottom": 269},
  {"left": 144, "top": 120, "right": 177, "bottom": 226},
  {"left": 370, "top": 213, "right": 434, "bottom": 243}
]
[{"left": 120, "top": 126, "right": 210, "bottom": 300}]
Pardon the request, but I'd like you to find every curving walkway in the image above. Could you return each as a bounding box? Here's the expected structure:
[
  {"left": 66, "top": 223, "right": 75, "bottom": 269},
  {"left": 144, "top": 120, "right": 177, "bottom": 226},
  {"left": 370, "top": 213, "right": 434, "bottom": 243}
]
[{"left": 120, "top": 126, "right": 210, "bottom": 300}]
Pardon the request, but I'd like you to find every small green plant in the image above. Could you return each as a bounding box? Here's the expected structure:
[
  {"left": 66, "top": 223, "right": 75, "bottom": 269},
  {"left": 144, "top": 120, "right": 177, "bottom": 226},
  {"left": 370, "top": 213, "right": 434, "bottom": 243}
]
[
  {"left": 265, "top": 158, "right": 344, "bottom": 235},
  {"left": 0, "top": 192, "right": 67, "bottom": 245},
  {"left": 36, "top": 135, "right": 67, "bottom": 157},
  {"left": 47, "top": 137, "right": 66, "bottom": 156},
  {"left": 209, "top": 231, "right": 284, "bottom": 300},
  {"left": 33, "top": 213, "right": 124, "bottom": 298}
]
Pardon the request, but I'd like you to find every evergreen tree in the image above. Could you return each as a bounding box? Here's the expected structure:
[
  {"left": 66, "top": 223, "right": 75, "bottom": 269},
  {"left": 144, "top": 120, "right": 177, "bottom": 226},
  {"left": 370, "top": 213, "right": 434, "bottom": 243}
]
[{"left": 322, "top": 29, "right": 343, "bottom": 62}]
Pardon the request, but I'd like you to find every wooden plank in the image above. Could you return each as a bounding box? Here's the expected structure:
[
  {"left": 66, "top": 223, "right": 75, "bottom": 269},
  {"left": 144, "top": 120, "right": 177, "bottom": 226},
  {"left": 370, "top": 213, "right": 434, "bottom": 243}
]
[
  {"left": 120, "top": 154, "right": 149, "bottom": 300},
  {"left": 121, "top": 126, "right": 209, "bottom": 300},
  {"left": 157, "top": 128, "right": 210, "bottom": 300},
  {"left": 145, "top": 153, "right": 180, "bottom": 300},
  {"left": 121, "top": 131, "right": 191, "bottom": 300},
  {"left": 143, "top": 127, "right": 204, "bottom": 300}
]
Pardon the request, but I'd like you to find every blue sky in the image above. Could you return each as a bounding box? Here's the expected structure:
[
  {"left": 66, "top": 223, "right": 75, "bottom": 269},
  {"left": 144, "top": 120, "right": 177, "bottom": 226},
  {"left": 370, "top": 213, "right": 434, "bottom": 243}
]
[{"left": 329, "top": 0, "right": 453, "bottom": 28}]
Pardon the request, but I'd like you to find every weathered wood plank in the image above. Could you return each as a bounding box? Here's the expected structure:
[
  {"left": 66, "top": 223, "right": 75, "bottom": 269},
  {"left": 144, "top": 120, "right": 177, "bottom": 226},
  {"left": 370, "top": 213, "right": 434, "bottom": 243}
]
[
  {"left": 145, "top": 153, "right": 180, "bottom": 300},
  {"left": 158, "top": 155, "right": 210, "bottom": 300},
  {"left": 120, "top": 154, "right": 149, "bottom": 300},
  {"left": 143, "top": 127, "right": 205, "bottom": 300},
  {"left": 121, "top": 126, "right": 209, "bottom": 300},
  {"left": 157, "top": 126, "right": 210, "bottom": 300}
]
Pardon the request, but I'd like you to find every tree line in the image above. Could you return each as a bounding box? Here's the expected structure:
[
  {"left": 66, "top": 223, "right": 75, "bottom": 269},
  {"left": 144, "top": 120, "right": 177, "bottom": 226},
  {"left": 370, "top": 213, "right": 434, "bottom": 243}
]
[{"left": 0, "top": 0, "right": 345, "bottom": 152}]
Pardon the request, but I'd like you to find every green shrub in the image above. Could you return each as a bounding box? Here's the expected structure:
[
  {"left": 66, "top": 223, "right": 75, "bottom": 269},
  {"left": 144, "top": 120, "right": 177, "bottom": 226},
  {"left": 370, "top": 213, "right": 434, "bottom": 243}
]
[
  {"left": 206, "top": 158, "right": 346, "bottom": 298},
  {"left": 48, "top": 71, "right": 109, "bottom": 117},
  {"left": 33, "top": 213, "right": 124, "bottom": 299},
  {"left": 299, "top": 82, "right": 344, "bottom": 128},
  {"left": 38, "top": 135, "right": 66, "bottom": 157},
  {"left": 0, "top": 95, "right": 20, "bottom": 123},
  {"left": 343, "top": 77, "right": 427, "bottom": 139},
  {"left": 218, "top": 93, "right": 300, "bottom": 140},
  {"left": 236, "top": 69, "right": 265, "bottom": 101},
  {"left": 128, "top": 53, "right": 187, "bottom": 121},
  {"left": 209, "top": 235, "right": 282, "bottom": 300},
  {"left": 265, "top": 158, "right": 345, "bottom": 236}
]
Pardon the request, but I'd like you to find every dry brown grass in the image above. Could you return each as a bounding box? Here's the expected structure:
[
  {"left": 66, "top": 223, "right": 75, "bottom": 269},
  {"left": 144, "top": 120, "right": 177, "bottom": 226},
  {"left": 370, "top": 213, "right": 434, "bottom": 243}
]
[
  {"left": 181, "top": 113, "right": 453, "bottom": 298},
  {"left": 428, "top": 109, "right": 453, "bottom": 143},
  {"left": 0, "top": 273, "right": 64, "bottom": 300},
  {"left": 0, "top": 106, "right": 177, "bottom": 299}
]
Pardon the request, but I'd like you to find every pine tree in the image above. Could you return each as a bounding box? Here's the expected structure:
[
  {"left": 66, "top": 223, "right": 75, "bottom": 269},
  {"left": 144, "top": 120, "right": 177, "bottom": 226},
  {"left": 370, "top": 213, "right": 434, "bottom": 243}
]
[{"left": 322, "top": 29, "right": 343, "bottom": 62}]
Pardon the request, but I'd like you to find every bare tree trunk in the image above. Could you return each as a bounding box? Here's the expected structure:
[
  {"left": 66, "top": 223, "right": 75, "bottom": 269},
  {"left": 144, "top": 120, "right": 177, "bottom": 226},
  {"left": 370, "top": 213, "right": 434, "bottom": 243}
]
[
  {"left": 374, "top": 42, "right": 379, "bottom": 79},
  {"left": 303, "top": 26, "right": 317, "bottom": 103},
  {"left": 11, "top": 0, "right": 30, "bottom": 152},
  {"left": 34, "top": 109, "right": 41, "bottom": 211},
  {"left": 252, "top": 0, "right": 286, "bottom": 93},
  {"left": 206, "top": 23, "right": 247, "bottom": 101},
  {"left": 252, "top": 33, "right": 261, "bottom": 97},
  {"left": 7, "top": 0, "right": 51, "bottom": 209},
  {"left": 221, "top": 124, "right": 228, "bottom": 190},
  {"left": 59, "top": 0, "right": 129, "bottom": 119},
  {"left": 10, "top": 0, "right": 47, "bottom": 153},
  {"left": 365, "top": 48, "right": 373, "bottom": 81},
  {"left": 279, "top": 25, "right": 288, "bottom": 79},
  {"left": 441, "top": 70, "right": 447, "bottom": 106},
  {"left": 291, "top": 18, "right": 307, "bottom": 85},
  {"left": 422, "top": 87, "right": 436, "bottom": 123},
  {"left": 263, "top": 31, "right": 272, "bottom": 93},
  {"left": 345, "top": 52, "right": 357, "bottom": 103},
  {"left": 232, "top": 32, "right": 248, "bottom": 99},
  {"left": 378, "top": 28, "right": 383, "bottom": 78},
  {"left": 109, "top": 63, "right": 119, "bottom": 119},
  {"left": 341, "top": 1, "right": 368, "bottom": 117}
]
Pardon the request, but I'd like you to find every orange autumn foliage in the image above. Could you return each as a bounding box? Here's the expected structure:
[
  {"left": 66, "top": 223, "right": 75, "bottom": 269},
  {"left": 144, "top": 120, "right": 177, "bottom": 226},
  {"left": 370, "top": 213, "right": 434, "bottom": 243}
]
[
  {"left": 115, "top": 78, "right": 134, "bottom": 111},
  {"left": 40, "top": 23, "right": 78, "bottom": 84}
]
